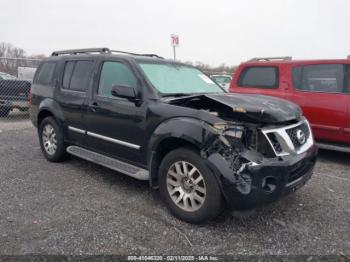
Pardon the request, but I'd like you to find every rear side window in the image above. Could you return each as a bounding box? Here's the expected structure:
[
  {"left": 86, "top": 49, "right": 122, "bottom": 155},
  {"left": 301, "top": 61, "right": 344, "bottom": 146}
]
[
  {"left": 344, "top": 65, "right": 350, "bottom": 93},
  {"left": 292, "top": 64, "right": 344, "bottom": 93},
  {"left": 238, "top": 66, "right": 278, "bottom": 88},
  {"left": 98, "top": 61, "right": 137, "bottom": 98},
  {"left": 62, "top": 61, "right": 75, "bottom": 89},
  {"left": 35, "top": 62, "right": 56, "bottom": 85},
  {"left": 62, "top": 60, "right": 94, "bottom": 92}
]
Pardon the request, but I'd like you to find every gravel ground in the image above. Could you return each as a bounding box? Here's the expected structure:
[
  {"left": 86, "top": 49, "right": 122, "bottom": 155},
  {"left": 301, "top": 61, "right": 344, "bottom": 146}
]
[{"left": 0, "top": 120, "right": 349, "bottom": 257}]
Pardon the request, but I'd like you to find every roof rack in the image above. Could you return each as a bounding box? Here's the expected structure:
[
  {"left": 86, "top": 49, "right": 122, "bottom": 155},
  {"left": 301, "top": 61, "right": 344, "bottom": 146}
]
[
  {"left": 51, "top": 47, "right": 164, "bottom": 59},
  {"left": 248, "top": 56, "right": 292, "bottom": 62},
  {"left": 51, "top": 48, "right": 111, "bottom": 56}
]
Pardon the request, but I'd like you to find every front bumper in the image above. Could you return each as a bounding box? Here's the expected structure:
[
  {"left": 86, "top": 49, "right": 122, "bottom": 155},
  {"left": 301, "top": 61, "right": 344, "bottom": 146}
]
[{"left": 207, "top": 144, "right": 318, "bottom": 210}]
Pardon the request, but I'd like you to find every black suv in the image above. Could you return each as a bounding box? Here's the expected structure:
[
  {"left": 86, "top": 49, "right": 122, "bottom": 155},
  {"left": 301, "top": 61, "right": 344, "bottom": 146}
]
[{"left": 30, "top": 48, "right": 317, "bottom": 223}]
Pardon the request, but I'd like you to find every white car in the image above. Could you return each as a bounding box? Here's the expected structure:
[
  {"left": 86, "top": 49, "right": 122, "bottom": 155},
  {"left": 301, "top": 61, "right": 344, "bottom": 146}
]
[{"left": 210, "top": 74, "right": 232, "bottom": 91}]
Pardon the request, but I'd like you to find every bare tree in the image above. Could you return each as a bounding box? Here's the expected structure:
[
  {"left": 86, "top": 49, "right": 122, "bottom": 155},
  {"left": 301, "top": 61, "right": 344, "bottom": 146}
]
[{"left": 0, "top": 42, "right": 43, "bottom": 76}]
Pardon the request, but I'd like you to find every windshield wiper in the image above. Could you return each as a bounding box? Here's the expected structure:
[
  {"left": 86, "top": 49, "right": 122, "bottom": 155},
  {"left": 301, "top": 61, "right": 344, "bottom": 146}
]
[{"left": 161, "top": 93, "right": 194, "bottom": 97}]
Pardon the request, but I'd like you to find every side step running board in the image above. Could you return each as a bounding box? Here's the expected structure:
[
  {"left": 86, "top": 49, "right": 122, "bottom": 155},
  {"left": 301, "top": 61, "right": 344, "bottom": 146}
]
[
  {"left": 316, "top": 142, "right": 350, "bottom": 153},
  {"left": 66, "top": 146, "right": 149, "bottom": 180}
]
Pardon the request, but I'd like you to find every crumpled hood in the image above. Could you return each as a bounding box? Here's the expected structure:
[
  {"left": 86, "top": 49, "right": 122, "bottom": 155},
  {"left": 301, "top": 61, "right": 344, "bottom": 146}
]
[{"left": 166, "top": 93, "right": 302, "bottom": 124}]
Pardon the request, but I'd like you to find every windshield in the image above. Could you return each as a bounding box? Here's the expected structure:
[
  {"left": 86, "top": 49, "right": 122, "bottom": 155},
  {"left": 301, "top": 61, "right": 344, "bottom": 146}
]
[
  {"left": 0, "top": 73, "right": 16, "bottom": 80},
  {"left": 138, "top": 63, "right": 224, "bottom": 95},
  {"left": 211, "top": 75, "right": 231, "bottom": 84}
]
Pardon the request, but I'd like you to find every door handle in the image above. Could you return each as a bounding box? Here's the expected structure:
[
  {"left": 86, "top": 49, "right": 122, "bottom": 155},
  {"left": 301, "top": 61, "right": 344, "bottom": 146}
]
[{"left": 90, "top": 102, "right": 100, "bottom": 112}]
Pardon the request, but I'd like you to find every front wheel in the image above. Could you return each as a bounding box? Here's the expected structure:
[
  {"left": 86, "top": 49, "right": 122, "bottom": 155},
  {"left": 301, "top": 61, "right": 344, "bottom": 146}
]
[
  {"left": 38, "top": 117, "right": 67, "bottom": 162},
  {"left": 159, "top": 147, "right": 222, "bottom": 224}
]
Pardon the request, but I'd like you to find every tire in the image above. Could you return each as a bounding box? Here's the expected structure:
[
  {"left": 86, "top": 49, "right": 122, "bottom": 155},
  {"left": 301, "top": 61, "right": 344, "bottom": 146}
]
[
  {"left": 38, "top": 117, "right": 67, "bottom": 162},
  {"left": 0, "top": 108, "right": 10, "bottom": 117},
  {"left": 159, "top": 147, "right": 222, "bottom": 223}
]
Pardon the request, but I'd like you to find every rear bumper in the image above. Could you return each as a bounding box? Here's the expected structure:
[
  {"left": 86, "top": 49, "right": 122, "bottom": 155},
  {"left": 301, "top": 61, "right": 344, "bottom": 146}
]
[
  {"left": 208, "top": 144, "right": 318, "bottom": 210},
  {"left": 0, "top": 99, "right": 29, "bottom": 110}
]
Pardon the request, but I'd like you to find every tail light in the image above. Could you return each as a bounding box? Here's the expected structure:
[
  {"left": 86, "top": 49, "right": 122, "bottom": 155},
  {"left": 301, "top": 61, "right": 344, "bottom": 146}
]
[{"left": 28, "top": 85, "right": 32, "bottom": 106}]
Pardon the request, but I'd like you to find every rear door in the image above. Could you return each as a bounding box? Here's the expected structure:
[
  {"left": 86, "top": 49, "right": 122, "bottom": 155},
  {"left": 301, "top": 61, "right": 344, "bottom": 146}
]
[
  {"left": 230, "top": 65, "right": 287, "bottom": 99},
  {"left": 56, "top": 59, "right": 95, "bottom": 145},
  {"left": 288, "top": 63, "right": 348, "bottom": 144}
]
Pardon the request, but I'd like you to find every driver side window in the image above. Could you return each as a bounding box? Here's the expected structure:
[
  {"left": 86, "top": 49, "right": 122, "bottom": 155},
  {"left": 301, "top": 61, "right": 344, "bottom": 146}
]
[{"left": 98, "top": 61, "right": 137, "bottom": 98}]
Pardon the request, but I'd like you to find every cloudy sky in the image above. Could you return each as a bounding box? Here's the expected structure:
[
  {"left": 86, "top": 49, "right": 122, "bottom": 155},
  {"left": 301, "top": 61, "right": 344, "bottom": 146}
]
[{"left": 1, "top": 0, "right": 349, "bottom": 65}]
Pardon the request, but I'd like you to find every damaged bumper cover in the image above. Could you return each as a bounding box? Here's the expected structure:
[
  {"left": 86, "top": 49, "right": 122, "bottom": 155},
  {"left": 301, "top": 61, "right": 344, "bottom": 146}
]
[{"left": 204, "top": 124, "right": 318, "bottom": 209}]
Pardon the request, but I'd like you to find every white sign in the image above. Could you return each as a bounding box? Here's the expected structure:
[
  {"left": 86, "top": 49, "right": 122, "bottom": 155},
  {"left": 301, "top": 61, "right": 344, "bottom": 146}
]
[{"left": 171, "top": 34, "right": 179, "bottom": 47}]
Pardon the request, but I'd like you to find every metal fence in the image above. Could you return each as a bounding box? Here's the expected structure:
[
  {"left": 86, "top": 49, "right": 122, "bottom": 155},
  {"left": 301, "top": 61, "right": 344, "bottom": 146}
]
[{"left": 0, "top": 57, "right": 41, "bottom": 119}]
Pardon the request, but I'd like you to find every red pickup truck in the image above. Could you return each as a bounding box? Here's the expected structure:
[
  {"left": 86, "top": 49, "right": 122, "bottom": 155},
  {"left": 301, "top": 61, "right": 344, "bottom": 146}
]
[{"left": 230, "top": 57, "right": 350, "bottom": 152}]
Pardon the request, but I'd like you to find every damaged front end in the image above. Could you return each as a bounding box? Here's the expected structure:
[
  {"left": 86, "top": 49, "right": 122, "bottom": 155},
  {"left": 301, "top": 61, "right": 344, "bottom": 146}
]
[
  {"left": 200, "top": 118, "right": 317, "bottom": 210},
  {"left": 164, "top": 93, "right": 318, "bottom": 209}
]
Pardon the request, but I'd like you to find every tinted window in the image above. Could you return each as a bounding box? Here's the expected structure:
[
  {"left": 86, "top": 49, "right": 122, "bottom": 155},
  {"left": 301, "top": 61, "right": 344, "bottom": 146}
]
[
  {"left": 36, "top": 62, "right": 56, "bottom": 85},
  {"left": 98, "top": 61, "right": 137, "bottom": 98},
  {"left": 69, "top": 61, "right": 94, "bottom": 91},
  {"left": 292, "top": 64, "right": 344, "bottom": 93},
  {"left": 62, "top": 61, "right": 75, "bottom": 89},
  {"left": 345, "top": 65, "right": 350, "bottom": 93},
  {"left": 238, "top": 66, "right": 278, "bottom": 88}
]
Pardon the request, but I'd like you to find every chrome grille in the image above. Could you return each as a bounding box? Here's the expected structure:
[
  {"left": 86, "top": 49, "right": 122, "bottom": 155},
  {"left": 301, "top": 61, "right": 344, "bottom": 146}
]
[
  {"left": 285, "top": 122, "right": 310, "bottom": 150},
  {"left": 261, "top": 118, "right": 314, "bottom": 157}
]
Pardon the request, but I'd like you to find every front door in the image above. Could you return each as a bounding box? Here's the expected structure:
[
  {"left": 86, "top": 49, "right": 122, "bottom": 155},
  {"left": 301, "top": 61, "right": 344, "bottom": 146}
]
[{"left": 84, "top": 60, "right": 146, "bottom": 165}]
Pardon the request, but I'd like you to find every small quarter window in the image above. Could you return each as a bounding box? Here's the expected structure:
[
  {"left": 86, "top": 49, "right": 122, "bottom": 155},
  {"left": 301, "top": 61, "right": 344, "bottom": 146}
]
[
  {"left": 238, "top": 66, "right": 278, "bottom": 88},
  {"left": 35, "top": 62, "right": 56, "bottom": 85}
]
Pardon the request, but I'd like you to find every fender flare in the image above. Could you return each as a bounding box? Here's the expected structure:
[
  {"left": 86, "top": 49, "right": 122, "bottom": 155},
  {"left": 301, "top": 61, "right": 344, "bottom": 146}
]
[
  {"left": 38, "top": 98, "right": 65, "bottom": 125},
  {"left": 146, "top": 117, "right": 219, "bottom": 184}
]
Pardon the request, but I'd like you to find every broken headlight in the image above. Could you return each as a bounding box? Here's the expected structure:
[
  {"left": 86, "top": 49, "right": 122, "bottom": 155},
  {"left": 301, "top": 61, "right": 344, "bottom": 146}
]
[
  {"left": 212, "top": 122, "right": 230, "bottom": 132},
  {"left": 223, "top": 126, "right": 244, "bottom": 139}
]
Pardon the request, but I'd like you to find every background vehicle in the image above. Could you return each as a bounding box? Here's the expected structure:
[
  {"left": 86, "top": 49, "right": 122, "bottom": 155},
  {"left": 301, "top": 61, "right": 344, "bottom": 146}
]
[
  {"left": 0, "top": 72, "right": 17, "bottom": 80},
  {"left": 30, "top": 48, "right": 317, "bottom": 223},
  {"left": 210, "top": 74, "right": 232, "bottom": 91},
  {"left": 17, "top": 66, "right": 37, "bottom": 82},
  {"left": 0, "top": 74, "right": 31, "bottom": 117},
  {"left": 230, "top": 57, "right": 350, "bottom": 153}
]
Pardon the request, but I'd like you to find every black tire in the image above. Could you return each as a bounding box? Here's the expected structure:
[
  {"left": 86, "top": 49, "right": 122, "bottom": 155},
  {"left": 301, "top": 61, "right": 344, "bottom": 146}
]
[
  {"left": 0, "top": 108, "right": 10, "bottom": 117},
  {"left": 38, "top": 117, "right": 67, "bottom": 162},
  {"left": 159, "top": 147, "right": 222, "bottom": 224}
]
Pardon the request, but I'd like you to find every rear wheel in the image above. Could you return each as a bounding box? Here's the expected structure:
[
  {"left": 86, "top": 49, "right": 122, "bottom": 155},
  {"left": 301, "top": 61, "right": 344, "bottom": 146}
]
[
  {"left": 159, "top": 147, "right": 222, "bottom": 223},
  {"left": 39, "top": 117, "right": 67, "bottom": 162}
]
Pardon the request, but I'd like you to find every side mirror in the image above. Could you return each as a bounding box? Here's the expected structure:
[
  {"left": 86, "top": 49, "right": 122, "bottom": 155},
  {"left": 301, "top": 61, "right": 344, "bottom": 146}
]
[{"left": 111, "top": 85, "right": 137, "bottom": 100}]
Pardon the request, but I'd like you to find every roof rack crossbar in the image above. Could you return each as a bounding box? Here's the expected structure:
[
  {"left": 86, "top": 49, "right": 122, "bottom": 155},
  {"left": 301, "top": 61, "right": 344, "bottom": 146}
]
[
  {"left": 248, "top": 56, "right": 292, "bottom": 62},
  {"left": 109, "top": 50, "right": 163, "bottom": 59}
]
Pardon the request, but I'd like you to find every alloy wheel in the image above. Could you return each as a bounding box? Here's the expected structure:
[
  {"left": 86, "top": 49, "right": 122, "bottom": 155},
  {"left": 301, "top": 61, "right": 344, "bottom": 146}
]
[
  {"left": 166, "top": 161, "right": 206, "bottom": 212},
  {"left": 42, "top": 124, "right": 57, "bottom": 155}
]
